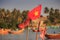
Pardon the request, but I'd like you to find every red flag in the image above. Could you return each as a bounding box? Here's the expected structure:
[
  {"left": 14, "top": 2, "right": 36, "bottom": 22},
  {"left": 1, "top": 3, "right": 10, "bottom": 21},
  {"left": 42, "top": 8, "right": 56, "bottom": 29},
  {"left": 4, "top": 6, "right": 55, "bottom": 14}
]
[
  {"left": 18, "top": 18, "right": 30, "bottom": 29},
  {"left": 24, "top": 18, "right": 30, "bottom": 27},
  {"left": 28, "top": 5, "right": 42, "bottom": 20},
  {"left": 18, "top": 23, "right": 25, "bottom": 29}
]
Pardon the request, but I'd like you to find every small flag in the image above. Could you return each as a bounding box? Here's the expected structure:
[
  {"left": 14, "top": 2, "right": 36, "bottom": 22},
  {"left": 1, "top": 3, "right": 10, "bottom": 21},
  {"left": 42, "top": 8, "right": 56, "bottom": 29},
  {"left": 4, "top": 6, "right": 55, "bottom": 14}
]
[
  {"left": 39, "top": 27, "right": 46, "bottom": 40},
  {"left": 18, "top": 23, "right": 25, "bottom": 29},
  {"left": 24, "top": 18, "right": 30, "bottom": 27},
  {"left": 40, "top": 33, "right": 45, "bottom": 40},
  {"left": 18, "top": 18, "right": 30, "bottom": 29}
]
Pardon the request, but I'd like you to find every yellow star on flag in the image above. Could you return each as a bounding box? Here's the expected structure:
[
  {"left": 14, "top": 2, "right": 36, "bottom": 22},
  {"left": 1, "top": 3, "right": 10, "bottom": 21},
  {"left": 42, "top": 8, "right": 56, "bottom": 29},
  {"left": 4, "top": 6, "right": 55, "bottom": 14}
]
[{"left": 34, "top": 11, "right": 38, "bottom": 16}]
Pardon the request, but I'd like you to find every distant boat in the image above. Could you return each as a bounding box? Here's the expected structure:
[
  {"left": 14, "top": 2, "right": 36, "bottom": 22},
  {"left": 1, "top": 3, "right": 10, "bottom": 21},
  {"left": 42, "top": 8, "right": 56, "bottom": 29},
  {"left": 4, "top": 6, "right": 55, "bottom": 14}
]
[
  {"left": 0, "top": 29, "right": 11, "bottom": 35},
  {"left": 10, "top": 29, "right": 24, "bottom": 34},
  {"left": 45, "top": 33, "right": 60, "bottom": 39}
]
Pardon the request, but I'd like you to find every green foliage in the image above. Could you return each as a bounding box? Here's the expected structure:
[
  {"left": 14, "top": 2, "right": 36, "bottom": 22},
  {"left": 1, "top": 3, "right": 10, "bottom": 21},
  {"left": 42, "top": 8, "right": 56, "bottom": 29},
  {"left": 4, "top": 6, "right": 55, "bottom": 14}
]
[
  {"left": 22, "top": 10, "right": 29, "bottom": 20},
  {"left": 0, "top": 8, "right": 29, "bottom": 30},
  {"left": 0, "top": 7, "right": 60, "bottom": 29},
  {"left": 44, "top": 7, "right": 60, "bottom": 25}
]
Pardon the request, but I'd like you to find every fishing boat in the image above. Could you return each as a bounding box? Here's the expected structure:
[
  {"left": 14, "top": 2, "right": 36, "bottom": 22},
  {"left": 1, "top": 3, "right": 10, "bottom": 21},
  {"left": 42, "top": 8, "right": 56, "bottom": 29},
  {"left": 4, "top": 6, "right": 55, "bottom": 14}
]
[{"left": 45, "top": 33, "right": 60, "bottom": 39}]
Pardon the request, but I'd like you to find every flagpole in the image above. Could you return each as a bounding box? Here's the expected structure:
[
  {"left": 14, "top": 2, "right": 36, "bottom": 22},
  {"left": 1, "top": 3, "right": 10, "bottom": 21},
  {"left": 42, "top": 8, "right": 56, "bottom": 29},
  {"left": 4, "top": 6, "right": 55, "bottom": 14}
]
[
  {"left": 36, "top": 21, "right": 40, "bottom": 40},
  {"left": 36, "top": 31, "right": 38, "bottom": 40},
  {"left": 26, "top": 26, "right": 29, "bottom": 40}
]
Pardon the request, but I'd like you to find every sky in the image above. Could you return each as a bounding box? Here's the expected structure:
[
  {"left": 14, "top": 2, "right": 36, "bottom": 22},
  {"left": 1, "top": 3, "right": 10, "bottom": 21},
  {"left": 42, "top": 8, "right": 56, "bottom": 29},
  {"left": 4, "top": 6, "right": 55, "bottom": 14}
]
[{"left": 0, "top": 0, "right": 60, "bottom": 16}]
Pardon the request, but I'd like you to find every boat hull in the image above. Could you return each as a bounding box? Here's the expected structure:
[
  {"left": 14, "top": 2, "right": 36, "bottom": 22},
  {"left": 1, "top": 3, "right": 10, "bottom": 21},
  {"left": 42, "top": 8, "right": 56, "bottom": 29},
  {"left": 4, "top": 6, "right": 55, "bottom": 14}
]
[{"left": 45, "top": 34, "right": 60, "bottom": 39}]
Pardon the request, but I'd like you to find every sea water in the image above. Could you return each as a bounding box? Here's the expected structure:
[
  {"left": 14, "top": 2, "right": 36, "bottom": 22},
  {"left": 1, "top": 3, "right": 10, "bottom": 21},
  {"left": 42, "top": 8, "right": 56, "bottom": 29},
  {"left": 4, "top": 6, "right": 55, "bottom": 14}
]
[{"left": 0, "top": 27, "right": 60, "bottom": 40}]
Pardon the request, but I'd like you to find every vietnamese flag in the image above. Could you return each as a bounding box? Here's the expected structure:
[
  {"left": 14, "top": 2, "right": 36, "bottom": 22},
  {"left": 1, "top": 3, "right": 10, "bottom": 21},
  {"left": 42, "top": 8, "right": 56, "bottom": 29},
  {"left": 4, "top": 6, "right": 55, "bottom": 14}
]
[{"left": 28, "top": 5, "right": 42, "bottom": 20}]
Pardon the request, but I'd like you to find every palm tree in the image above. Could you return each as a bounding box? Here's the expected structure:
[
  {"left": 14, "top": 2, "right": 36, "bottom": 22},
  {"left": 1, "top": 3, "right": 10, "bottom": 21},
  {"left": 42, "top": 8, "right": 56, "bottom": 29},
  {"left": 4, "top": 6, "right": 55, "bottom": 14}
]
[
  {"left": 54, "top": 9, "right": 60, "bottom": 23},
  {"left": 44, "top": 7, "right": 49, "bottom": 14},
  {"left": 22, "top": 10, "right": 29, "bottom": 21},
  {"left": 1, "top": 8, "right": 6, "bottom": 18},
  {"left": 48, "top": 8, "right": 55, "bottom": 23}
]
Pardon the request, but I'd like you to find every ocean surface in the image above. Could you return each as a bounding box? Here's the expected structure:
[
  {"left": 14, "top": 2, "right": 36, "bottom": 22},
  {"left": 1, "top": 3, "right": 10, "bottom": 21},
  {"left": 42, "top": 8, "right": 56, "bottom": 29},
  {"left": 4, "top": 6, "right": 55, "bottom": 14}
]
[{"left": 0, "top": 28, "right": 60, "bottom": 40}]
